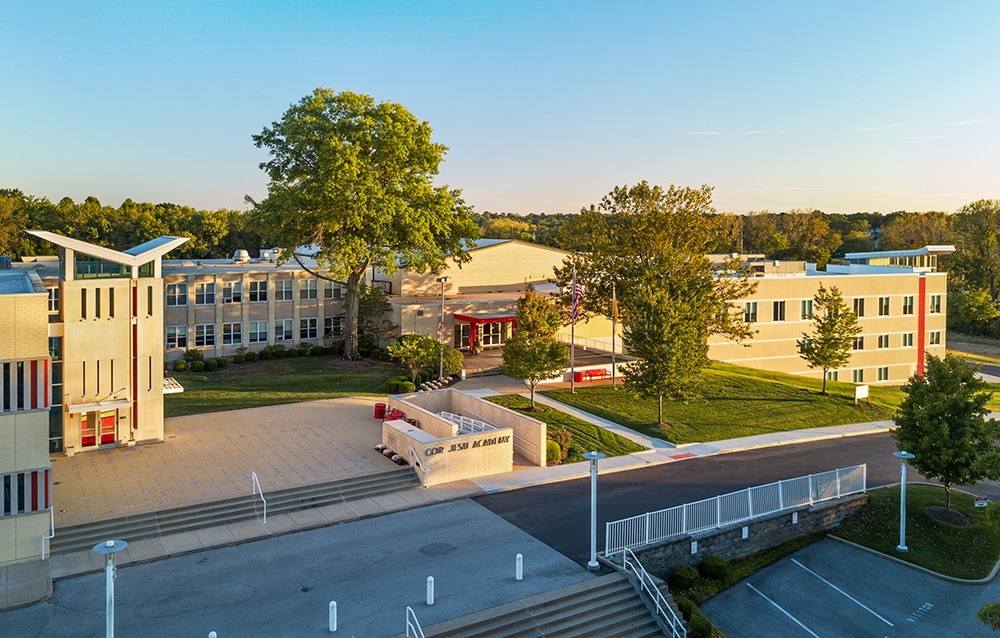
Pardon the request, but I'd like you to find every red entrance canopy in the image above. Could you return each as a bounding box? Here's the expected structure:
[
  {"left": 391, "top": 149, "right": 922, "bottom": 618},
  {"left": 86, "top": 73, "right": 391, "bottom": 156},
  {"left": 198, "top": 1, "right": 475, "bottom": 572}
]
[{"left": 453, "top": 313, "right": 517, "bottom": 347}]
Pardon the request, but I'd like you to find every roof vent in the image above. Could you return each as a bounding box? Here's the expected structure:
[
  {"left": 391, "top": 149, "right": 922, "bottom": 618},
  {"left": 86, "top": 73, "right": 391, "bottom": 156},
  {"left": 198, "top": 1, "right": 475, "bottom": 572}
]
[{"left": 233, "top": 249, "right": 250, "bottom": 263}]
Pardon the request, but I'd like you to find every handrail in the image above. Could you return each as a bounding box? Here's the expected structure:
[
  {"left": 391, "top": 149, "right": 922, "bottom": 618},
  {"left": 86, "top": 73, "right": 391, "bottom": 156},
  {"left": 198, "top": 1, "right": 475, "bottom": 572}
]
[
  {"left": 622, "top": 548, "right": 687, "bottom": 638},
  {"left": 251, "top": 471, "right": 267, "bottom": 524},
  {"left": 42, "top": 507, "right": 55, "bottom": 559},
  {"left": 405, "top": 605, "right": 426, "bottom": 638},
  {"left": 408, "top": 447, "right": 430, "bottom": 487}
]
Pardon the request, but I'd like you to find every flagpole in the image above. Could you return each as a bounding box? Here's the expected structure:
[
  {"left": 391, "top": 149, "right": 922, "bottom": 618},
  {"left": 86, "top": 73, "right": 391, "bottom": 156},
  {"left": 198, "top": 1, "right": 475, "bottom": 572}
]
[
  {"left": 570, "top": 268, "right": 577, "bottom": 394},
  {"left": 611, "top": 281, "right": 617, "bottom": 390}
]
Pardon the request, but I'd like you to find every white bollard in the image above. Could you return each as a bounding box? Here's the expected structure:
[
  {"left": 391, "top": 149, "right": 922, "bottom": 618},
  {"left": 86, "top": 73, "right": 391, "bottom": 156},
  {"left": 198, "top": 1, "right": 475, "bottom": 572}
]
[
  {"left": 516, "top": 553, "right": 523, "bottom": 581},
  {"left": 426, "top": 576, "right": 434, "bottom": 605},
  {"left": 209, "top": 633, "right": 217, "bottom": 638},
  {"left": 329, "top": 601, "right": 337, "bottom": 632}
]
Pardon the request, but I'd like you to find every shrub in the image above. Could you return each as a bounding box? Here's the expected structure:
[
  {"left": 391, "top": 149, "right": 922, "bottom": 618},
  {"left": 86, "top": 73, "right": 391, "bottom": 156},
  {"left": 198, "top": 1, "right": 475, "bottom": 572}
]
[
  {"left": 217, "top": 357, "right": 230, "bottom": 368},
  {"left": 258, "top": 348, "right": 272, "bottom": 361},
  {"left": 298, "top": 344, "right": 312, "bottom": 356},
  {"left": 699, "top": 555, "right": 730, "bottom": 581},
  {"left": 233, "top": 353, "right": 246, "bottom": 364},
  {"left": 312, "top": 345, "right": 326, "bottom": 356},
  {"left": 286, "top": 347, "right": 299, "bottom": 358},
  {"left": 330, "top": 340, "right": 345, "bottom": 355},
  {"left": 245, "top": 351, "right": 258, "bottom": 362},
  {"left": 546, "top": 440, "right": 562, "bottom": 465},
  {"left": 549, "top": 428, "right": 572, "bottom": 460},
  {"left": 271, "top": 344, "right": 286, "bottom": 358},
  {"left": 442, "top": 346, "right": 464, "bottom": 376},
  {"left": 670, "top": 564, "right": 699, "bottom": 590},
  {"left": 204, "top": 359, "right": 219, "bottom": 372},
  {"left": 689, "top": 613, "right": 714, "bottom": 638},
  {"left": 385, "top": 377, "right": 409, "bottom": 393},
  {"left": 398, "top": 381, "right": 416, "bottom": 393},
  {"left": 172, "top": 360, "right": 187, "bottom": 372},
  {"left": 358, "top": 346, "right": 370, "bottom": 357},
  {"left": 675, "top": 596, "right": 696, "bottom": 620},
  {"left": 183, "top": 349, "right": 204, "bottom": 363},
  {"left": 190, "top": 360, "right": 206, "bottom": 373}
]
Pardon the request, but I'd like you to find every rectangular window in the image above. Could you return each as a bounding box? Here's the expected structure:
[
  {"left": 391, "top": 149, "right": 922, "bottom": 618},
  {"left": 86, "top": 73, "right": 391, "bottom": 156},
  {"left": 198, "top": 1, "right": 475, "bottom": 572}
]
[
  {"left": 852, "top": 298, "right": 865, "bottom": 317},
  {"left": 108, "top": 288, "right": 115, "bottom": 318},
  {"left": 299, "top": 279, "right": 318, "bottom": 300},
  {"left": 878, "top": 296, "right": 890, "bottom": 316},
  {"left": 166, "top": 326, "right": 188, "bottom": 349},
  {"left": 852, "top": 369, "right": 864, "bottom": 383},
  {"left": 95, "top": 288, "right": 102, "bottom": 318},
  {"left": 249, "top": 280, "right": 268, "bottom": 302},
  {"left": 852, "top": 336, "right": 865, "bottom": 351},
  {"left": 877, "top": 366, "right": 889, "bottom": 381},
  {"left": 324, "top": 316, "right": 344, "bottom": 337},
  {"left": 929, "top": 331, "right": 942, "bottom": 345},
  {"left": 195, "top": 282, "right": 216, "bottom": 305},
  {"left": 222, "top": 281, "right": 243, "bottom": 304},
  {"left": 222, "top": 322, "right": 242, "bottom": 345},
  {"left": 877, "top": 334, "right": 890, "bottom": 349},
  {"left": 166, "top": 283, "right": 188, "bottom": 306},
  {"left": 800, "top": 299, "right": 813, "bottom": 320},
  {"left": 902, "top": 332, "right": 914, "bottom": 347},
  {"left": 249, "top": 320, "right": 268, "bottom": 344},
  {"left": 195, "top": 324, "right": 215, "bottom": 347},
  {"left": 902, "top": 295, "right": 914, "bottom": 315},
  {"left": 80, "top": 289, "right": 87, "bottom": 319},
  {"left": 929, "top": 294, "right": 942, "bottom": 314},
  {"left": 743, "top": 301, "right": 757, "bottom": 323},
  {"left": 772, "top": 300, "right": 786, "bottom": 322},
  {"left": 147, "top": 286, "right": 153, "bottom": 316},
  {"left": 275, "top": 319, "right": 293, "bottom": 341},
  {"left": 300, "top": 317, "right": 318, "bottom": 339},
  {"left": 47, "top": 288, "right": 60, "bottom": 313},
  {"left": 276, "top": 280, "right": 293, "bottom": 302},
  {"left": 825, "top": 370, "right": 838, "bottom": 381},
  {"left": 324, "top": 281, "right": 344, "bottom": 300}
]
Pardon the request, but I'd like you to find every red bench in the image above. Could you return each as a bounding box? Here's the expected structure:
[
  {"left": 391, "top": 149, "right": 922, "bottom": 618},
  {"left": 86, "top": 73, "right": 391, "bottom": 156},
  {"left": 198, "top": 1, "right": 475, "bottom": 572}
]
[{"left": 584, "top": 369, "right": 612, "bottom": 381}]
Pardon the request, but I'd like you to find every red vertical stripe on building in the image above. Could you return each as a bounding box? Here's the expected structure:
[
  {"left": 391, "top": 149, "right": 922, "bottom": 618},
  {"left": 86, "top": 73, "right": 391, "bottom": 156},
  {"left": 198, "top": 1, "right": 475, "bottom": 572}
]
[
  {"left": 30, "top": 471, "right": 38, "bottom": 511},
  {"left": 917, "top": 274, "right": 926, "bottom": 376},
  {"left": 44, "top": 469, "right": 50, "bottom": 509},
  {"left": 30, "top": 360, "right": 38, "bottom": 409},
  {"left": 43, "top": 359, "right": 49, "bottom": 408}
]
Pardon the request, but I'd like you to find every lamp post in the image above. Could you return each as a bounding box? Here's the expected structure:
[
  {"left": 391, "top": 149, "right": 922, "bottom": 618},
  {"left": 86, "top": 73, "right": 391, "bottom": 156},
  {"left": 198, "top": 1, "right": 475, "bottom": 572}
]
[
  {"left": 436, "top": 276, "right": 449, "bottom": 380},
  {"left": 92, "top": 539, "right": 128, "bottom": 638},
  {"left": 583, "top": 451, "right": 605, "bottom": 571},
  {"left": 894, "top": 451, "right": 915, "bottom": 551}
]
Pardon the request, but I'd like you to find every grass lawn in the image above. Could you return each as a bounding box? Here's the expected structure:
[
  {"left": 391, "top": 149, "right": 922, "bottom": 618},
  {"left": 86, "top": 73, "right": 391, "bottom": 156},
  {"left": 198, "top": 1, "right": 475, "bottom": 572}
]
[
  {"left": 164, "top": 356, "right": 403, "bottom": 418},
  {"left": 831, "top": 484, "right": 1000, "bottom": 580},
  {"left": 542, "top": 362, "right": 903, "bottom": 445},
  {"left": 485, "top": 394, "right": 647, "bottom": 463}
]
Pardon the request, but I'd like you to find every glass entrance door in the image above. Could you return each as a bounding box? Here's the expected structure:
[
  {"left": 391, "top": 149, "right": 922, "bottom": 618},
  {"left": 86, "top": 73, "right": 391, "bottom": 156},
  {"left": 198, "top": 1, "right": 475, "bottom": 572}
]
[
  {"left": 81, "top": 414, "right": 97, "bottom": 447},
  {"left": 99, "top": 410, "right": 116, "bottom": 445}
]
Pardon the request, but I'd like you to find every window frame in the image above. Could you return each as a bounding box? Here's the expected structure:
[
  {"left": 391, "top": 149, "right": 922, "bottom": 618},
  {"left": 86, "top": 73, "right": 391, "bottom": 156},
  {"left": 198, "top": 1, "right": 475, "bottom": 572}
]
[
  {"left": 194, "top": 323, "right": 215, "bottom": 347},
  {"left": 166, "top": 283, "right": 188, "bottom": 307},
  {"left": 222, "top": 322, "right": 243, "bottom": 346},
  {"left": 195, "top": 282, "right": 216, "bottom": 306},
  {"left": 166, "top": 325, "right": 188, "bottom": 349}
]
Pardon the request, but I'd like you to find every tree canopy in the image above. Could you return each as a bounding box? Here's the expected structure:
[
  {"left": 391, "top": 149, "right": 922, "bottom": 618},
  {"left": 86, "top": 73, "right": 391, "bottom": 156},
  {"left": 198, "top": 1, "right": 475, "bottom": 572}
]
[
  {"left": 387, "top": 334, "right": 440, "bottom": 383},
  {"left": 251, "top": 88, "right": 479, "bottom": 358},
  {"left": 797, "top": 284, "right": 861, "bottom": 395},
  {"left": 501, "top": 289, "right": 569, "bottom": 408}
]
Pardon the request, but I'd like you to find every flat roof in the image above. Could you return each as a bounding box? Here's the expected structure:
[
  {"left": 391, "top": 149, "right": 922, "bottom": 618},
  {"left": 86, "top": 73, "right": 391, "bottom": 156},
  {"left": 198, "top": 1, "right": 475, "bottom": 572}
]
[
  {"left": 845, "top": 245, "right": 955, "bottom": 259},
  {"left": 0, "top": 270, "right": 35, "bottom": 294}
]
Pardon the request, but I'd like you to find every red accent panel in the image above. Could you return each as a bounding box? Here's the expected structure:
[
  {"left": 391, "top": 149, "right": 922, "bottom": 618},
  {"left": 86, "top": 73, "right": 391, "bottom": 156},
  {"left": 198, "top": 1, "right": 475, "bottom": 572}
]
[
  {"left": 917, "top": 275, "right": 926, "bottom": 376},
  {"left": 30, "top": 360, "right": 37, "bottom": 409},
  {"left": 30, "top": 471, "right": 38, "bottom": 511},
  {"left": 43, "top": 359, "right": 49, "bottom": 408}
]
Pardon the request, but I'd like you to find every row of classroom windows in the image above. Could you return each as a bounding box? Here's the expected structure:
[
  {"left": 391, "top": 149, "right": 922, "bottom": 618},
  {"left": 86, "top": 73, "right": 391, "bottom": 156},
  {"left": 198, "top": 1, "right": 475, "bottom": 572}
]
[
  {"left": 850, "top": 331, "right": 941, "bottom": 350},
  {"left": 826, "top": 368, "right": 893, "bottom": 383},
  {"left": 164, "top": 280, "right": 344, "bottom": 306},
  {"left": 745, "top": 294, "right": 941, "bottom": 323},
  {"left": 166, "top": 317, "right": 346, "bottom": 349}
]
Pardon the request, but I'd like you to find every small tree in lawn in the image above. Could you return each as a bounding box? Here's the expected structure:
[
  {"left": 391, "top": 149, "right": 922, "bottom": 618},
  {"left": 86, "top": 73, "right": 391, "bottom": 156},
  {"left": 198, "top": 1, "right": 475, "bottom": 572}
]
[
  {"left": 797, "top": 284, "right": 860, "bottom": 395},
  {"left": 387, "top": 334, "right": 439, "bottom": 383},
  {"left": 501, "top": 290, "right": 569, "bottom": 410},
  {"left": 891, "top": 354, "right": 1000, "bottom": 511}
]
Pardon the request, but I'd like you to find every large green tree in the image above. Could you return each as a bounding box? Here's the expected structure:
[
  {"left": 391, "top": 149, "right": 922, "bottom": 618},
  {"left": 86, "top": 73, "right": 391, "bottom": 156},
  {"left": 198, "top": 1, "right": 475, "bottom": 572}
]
[
  {"left": 252, "top": 88, "right": 479, "bottom": 359},
  {"left": 501, "top": 289, "right": 569, "bottom": 409},
  {"left": 891, "top": 354, "right": 1000, "bottom": 511},
  {"left": 950, "top": 199, "right": 1000, "bottom": 302},
  {"left": 797, "top": 284, "right": 861, "bottom": 395}
]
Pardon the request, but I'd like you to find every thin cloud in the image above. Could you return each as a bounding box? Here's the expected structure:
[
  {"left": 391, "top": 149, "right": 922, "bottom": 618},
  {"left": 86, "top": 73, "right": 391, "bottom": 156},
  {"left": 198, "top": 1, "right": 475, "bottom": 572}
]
[
  {"left": 854, "top": 123, "right": 900, "bottom": 132},
  {"left": 902, "top": 135, "right": 951, "bottom": 140},
  {"left": 682, "top": 131, "right": 723, "bottom": 136},
  {"left": 948, "top": 119, "right": 1000, "bottom": 126},
  {"left": 739, "top": 130, "right": 766, "bottom": 135}
]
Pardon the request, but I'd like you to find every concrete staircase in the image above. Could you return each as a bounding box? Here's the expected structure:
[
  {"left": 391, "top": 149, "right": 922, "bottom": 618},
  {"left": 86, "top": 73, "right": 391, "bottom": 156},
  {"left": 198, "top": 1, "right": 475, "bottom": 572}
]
[
  {"left": 410, "top": 572, "right": 674, "bottom": 637},
  {"left": 49, "top": 467, "right": 421, "bottom": 555}
]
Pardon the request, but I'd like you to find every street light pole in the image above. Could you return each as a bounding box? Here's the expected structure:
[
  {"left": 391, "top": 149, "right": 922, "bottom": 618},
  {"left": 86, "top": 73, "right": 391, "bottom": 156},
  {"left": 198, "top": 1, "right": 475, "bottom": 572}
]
[
  {"left": 92, "top": 539, "right": 128, "bottom": 638},
  {"left": 436, "top": 277, "right": 449, "bottom": 380},
  {"left": 894, "top": 451, "right": 915, "bottom": 551},
  {"left": 583, "top": 451, "right": 605, "bottom": 571}
]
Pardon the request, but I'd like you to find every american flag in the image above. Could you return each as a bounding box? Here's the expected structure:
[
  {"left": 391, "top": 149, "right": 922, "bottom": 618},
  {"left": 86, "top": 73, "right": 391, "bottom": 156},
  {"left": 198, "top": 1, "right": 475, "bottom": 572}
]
[{"left": 572, "top": 280, "right": 583, "bottom": 322}]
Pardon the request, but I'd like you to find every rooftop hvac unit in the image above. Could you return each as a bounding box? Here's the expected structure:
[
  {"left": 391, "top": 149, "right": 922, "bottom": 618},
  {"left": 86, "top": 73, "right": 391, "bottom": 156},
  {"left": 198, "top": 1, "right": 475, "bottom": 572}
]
[
  {"left": 0, "top": 256, "right": 11, "bottom": 269},
  {"left": 233, "top": 249, "right": 251, "bottom": 263}
]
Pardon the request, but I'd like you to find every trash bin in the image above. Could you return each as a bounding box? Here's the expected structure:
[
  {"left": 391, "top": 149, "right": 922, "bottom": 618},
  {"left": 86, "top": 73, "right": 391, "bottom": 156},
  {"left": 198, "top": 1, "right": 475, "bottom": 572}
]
[
  {"left": 374, "top": 403, "right": 387, "bottom": 419},
  {"left": 573, "top": 371, "right": 585, "bottom": 382}
]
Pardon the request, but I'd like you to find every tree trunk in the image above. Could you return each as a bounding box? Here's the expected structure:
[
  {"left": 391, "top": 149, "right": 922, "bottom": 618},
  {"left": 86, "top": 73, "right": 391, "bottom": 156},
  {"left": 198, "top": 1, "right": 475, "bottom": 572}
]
[
  {"left": 945, "top": 483, "right": 952, "bottom": 511},
  {"left": 821, "top": 369, "right": 828, "bottom": 395},
  {"left": 657, "top": 393, "right": 663, "bottom": 426},
  {"left": 344, "top": 270, "right": 363, "bottom": 360},
  {"left": 530, "top": 383, "right": 536, "bottom": 409}
]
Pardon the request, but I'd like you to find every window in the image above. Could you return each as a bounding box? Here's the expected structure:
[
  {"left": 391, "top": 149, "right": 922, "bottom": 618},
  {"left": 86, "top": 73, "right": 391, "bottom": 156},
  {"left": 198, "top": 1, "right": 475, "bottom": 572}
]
[
  {"left": 249, "top": 280, "right": 267, "bottom": 302},
  {"left": 195, "top": 282, "right": 215, "bottom": 305},
  {"left": 800, "top": 299, "right": 813, "bottom": 320},
  {"left": 825, "top": 370, "right": 838, "bottom": 381},
  {"left": 877, "top": 366, "right": 889, "bottom": 381},
  {"left": 166, "top": 283, "right": 188, "bottom": 306},
  {"left": 902, "top": 295, "right": 914, "bottom": 315},
  {"left": 300, "top": 317, "right": 318, "bottom": 339},
  {"left": 166, "top": 326, "right": 188, "bottom": 349},
  {"left": 81, "top": 289, "right": 87, "bottom": 319},
  {"left": 852, "top": 298, "right": 865, "bottom": 317},
  {"left": 300, "top": 279, "right": 318, "bottom": 300},
  {"left": 852, "top": 336, "right": 864, "bottom": 350},
  {"left": 324, "top": 316, "right": 344, "bottom": 337},
  {"left": 1, "top": 469, "right": 51, "bottom": 517},
  {"left": 275, "top": 319, "right": 293, "bottom": 341},
  {"left": 249, "top": 320, "right": 268, "bottom": 344},
  {"left": 902, "top": 333, "right": 914, "bottom": 347},
  {"left": 743, "top": 302, "right": 757, "bottom": 323},
  {"left": 772, "top": 300, "right": 786, "bottom": 322},
  {"left": 852, "top": 369, "right": 864, "bottom": 384},
  {"left": 324, "top": 281, "right": 344, "bottom": 299},
  {"left": 222, "top": 281, "right": 242, "bottom": 304},
  {"left": 147, "top": 286, "right": 153, "bottom": 316},
  {"left": 194, "top": 324, "right": 215, "bottom": 347},
  {"left": 108, "top": 288, "right": 115, "bottom": 318},
  {"left": 222, "top": 322, "right": 242, "bottom": 345},
  {"left": 878, "top": 296, "right": 890, "bottom": 316},
  {"left": 47, "top": 288, "right": 60, "bottom": 313},
  {"left": 74, "top": 253, "right": 128, "bottom": 279},
  {"left": 929, "top": 294, "right": 942, "bottom": 314},
  {"left": 276, "top": 280, "right": 293, "bottom": 302},
  {"left": 95, "top": 288, "right": 102, "bottom": 318},
  {"left": 929, "top": 331, "right": 942, "bottom": 345},
  {"left": 877, "top": 334, "right": 890, "bottom": 349}
]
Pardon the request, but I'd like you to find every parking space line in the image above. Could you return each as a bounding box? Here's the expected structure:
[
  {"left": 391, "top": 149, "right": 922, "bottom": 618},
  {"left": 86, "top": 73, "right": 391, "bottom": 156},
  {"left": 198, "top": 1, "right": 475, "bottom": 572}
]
[
  {"left": 747, "top": 583, "right": 821, "bottom": 637},
  {"left": 791, "top": 558, "right": 894, "bottom": 627}
]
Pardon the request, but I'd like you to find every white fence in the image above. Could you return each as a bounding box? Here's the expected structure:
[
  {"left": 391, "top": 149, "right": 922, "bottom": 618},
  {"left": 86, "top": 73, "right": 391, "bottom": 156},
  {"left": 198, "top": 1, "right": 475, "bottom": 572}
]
[{"left": 605, "top": 464, "right": 866, "bottom": 556}]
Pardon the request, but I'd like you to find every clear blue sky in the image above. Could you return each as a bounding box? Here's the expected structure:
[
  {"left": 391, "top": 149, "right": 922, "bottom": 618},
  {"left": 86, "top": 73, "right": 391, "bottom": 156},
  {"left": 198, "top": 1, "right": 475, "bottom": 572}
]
[{"left": 3, "top": 1, "right": 999, "bottom": 216}]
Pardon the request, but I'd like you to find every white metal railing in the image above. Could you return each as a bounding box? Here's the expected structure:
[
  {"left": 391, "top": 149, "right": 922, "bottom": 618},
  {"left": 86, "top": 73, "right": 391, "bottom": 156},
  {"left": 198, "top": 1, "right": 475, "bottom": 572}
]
[
  {"left": 408, "top": 447, "right": 430, "bottom": 487},
  {"left": 605, "top": 464, "right": 866, "bottom": 556},
  {"left": 42, "top": 508, "right": 55, "bottom": 559},
  {"left": 556, "top": 332, "right": 625, "bottom": 354},
  {"left": 622, "top": 548, "right": 687, "bottom": 638},
  {"left": 405, "top": 606, "right": 425, "bottom": 638},
  {"left": 251, "top": 471, "right": 267, "bottom": 524},
  {"left": 438, "top": 410, "right": 501, "bottom": 434}
]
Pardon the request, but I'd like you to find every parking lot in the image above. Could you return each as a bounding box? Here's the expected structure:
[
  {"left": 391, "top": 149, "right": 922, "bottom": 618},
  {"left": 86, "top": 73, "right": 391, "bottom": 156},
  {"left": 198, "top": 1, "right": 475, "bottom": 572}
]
[{"left": 701, "top": 539, "right": 998, "bottom": 637}]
